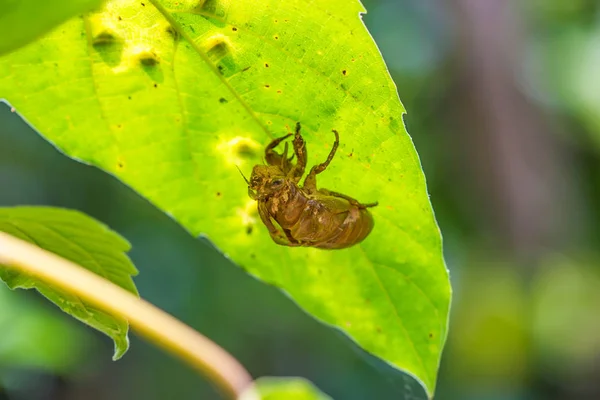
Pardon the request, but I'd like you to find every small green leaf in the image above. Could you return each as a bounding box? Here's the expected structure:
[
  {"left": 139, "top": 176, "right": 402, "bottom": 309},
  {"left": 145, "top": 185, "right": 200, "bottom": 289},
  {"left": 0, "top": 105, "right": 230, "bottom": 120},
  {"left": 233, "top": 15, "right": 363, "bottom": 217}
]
[
  {"left": 0, "top": 206, "right": 139, "bottom": 360},
  {"left": 0, "top": 0, "right": 451, "bottom": 395},
  {"left": 0, "top": 0, "right": 105, "bottom": 56},
  {"left": 242, "top": 377, "right": 332, "bottom": 400}
]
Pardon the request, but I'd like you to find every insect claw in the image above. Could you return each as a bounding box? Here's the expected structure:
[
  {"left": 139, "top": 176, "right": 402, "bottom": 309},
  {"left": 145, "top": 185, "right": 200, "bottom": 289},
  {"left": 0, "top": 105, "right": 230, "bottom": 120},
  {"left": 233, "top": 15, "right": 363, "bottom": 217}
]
[{"left": 331, "top": 129, "right": 340, "bottom": 141}]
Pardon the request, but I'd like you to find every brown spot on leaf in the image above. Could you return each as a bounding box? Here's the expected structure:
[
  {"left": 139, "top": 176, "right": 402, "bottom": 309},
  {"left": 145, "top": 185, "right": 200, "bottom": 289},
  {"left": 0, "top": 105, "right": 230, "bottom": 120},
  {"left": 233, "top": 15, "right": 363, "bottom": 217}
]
[
  {"left": 166, "top": 25, "right": 180, "bottom": 40},
  {"left": 138, "top": 50, "right": 159, "bottom": 66},
  {"left": 92, "top": 30, "right": 118, "bottom": 46}
]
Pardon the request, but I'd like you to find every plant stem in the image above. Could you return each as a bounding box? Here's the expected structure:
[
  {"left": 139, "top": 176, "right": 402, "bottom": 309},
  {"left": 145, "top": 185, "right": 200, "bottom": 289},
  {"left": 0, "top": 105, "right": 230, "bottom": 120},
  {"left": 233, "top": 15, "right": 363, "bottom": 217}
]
[{"left": 0, "top": 232, "right": 258, "bottom": 400}]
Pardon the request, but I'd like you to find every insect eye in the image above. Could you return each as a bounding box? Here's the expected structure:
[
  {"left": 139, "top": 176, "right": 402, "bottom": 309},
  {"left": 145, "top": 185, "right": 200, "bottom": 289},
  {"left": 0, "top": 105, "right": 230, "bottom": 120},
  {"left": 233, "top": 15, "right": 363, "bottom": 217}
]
[{"left": 271, "top": 179, "right": 284, "bottom": 187}]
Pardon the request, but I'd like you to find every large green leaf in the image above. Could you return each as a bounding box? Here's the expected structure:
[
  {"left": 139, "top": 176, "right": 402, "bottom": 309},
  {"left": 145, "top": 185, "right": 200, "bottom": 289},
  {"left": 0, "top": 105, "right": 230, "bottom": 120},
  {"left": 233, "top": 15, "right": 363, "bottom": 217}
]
[
  {"left": 0, "top": 0, "right": 450, "bottom": 395},
  {"left": 0, "top": 0, "right": 105, "bottom": 56},
  {"left": 0, "top": 207, "right": 139, "bottom": 360}
]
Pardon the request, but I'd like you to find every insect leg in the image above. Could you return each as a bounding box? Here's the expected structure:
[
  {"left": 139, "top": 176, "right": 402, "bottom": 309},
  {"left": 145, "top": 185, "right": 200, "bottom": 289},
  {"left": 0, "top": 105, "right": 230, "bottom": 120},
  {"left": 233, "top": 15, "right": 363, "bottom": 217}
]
[
  {"left": 288, "top": 122, "right": 307, "bottom": 181},
  {"left": 265, "top": 133, "right": 293, "bottom": 166},
  {"left": 281, "top": 141, "right": 300, "bottom": 174},
  {"left": 257, "top": 202, "right": 301, "bottom": 246},
  {"left": 321, "top": 188, "right": 378, "bottom": 209},
  {"left": 282, "top": 228, "right": 304, "bottom": 246},
  {"left": 272, "top": 229, "right": 300, "bottom": 246},
  {"left": 303, "top": 129, "right": 340, "bottom": 191}
]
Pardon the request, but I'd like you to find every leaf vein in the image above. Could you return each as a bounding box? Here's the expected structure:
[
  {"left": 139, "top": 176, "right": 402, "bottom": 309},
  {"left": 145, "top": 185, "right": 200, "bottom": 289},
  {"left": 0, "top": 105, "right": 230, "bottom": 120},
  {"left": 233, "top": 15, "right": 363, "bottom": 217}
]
[{"left": 357, "top": 244, "right": 432, "bottom": 387}]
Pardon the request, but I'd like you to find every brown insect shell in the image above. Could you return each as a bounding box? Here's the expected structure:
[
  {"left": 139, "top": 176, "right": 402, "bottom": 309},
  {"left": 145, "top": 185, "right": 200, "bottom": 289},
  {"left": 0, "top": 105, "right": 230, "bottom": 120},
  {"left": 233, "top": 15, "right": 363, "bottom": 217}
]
[
  {"left": 249, "top": 163, "right": 375, "bottom": 249},
  {"left": 303, "top": 196, "right": 375, "bottom": 249}
]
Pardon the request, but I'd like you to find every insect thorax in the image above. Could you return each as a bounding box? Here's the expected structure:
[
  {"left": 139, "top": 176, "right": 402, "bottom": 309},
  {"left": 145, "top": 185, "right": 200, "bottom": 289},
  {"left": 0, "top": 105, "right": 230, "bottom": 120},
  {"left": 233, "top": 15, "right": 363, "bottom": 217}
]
[{"left": 265, "top": 180, "right": 307, "bottom": 217}]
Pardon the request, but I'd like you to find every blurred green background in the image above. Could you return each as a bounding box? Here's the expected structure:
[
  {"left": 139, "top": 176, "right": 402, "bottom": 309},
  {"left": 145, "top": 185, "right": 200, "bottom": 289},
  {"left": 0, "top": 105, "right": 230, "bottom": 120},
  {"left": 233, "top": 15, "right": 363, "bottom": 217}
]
[{"left": 2, "top": 0, "right": 600, "bottom": 399}]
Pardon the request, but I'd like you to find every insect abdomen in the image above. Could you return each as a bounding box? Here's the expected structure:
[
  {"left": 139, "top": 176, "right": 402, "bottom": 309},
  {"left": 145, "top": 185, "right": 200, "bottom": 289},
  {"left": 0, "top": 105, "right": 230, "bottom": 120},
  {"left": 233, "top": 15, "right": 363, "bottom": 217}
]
[{"left": 315, "top": 207, "right": 374, "bottom": 249}]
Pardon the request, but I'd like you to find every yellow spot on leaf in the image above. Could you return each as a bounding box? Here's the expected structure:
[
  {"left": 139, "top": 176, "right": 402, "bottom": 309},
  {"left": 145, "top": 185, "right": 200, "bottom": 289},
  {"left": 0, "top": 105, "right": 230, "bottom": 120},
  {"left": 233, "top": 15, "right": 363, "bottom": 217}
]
[
  {"left": 88, "top": 14, "right": 120, "bottom": 45},
  {"left": 236, "top": 200, "right": 258, "bottom": 227},
  {"left": 216, "top": 136, "right": 261, "bottom": 165}
]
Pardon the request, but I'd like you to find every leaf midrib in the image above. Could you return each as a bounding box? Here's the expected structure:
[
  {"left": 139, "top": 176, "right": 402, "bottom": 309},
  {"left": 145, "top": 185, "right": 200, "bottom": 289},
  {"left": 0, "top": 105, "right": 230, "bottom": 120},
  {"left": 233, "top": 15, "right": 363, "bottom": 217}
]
[{"left": 148, "top": 0, "right": 272, "bottom": 139}]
